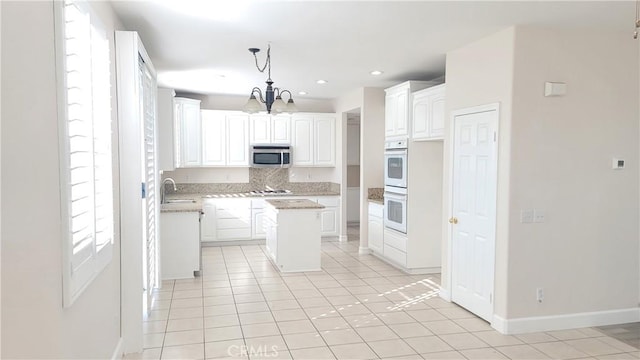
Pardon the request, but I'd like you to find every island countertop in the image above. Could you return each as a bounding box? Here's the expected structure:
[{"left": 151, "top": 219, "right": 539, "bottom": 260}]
[{"left": 265, "top": 199, "right": 325, "bottom": 210}]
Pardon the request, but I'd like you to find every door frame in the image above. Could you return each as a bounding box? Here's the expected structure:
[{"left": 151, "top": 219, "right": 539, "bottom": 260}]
[
  {"left": 445, "top": 102, "right": 500, "bottom": 321},
  {"left": 115, "top": 31, "right": 157, "bottom": 355}
]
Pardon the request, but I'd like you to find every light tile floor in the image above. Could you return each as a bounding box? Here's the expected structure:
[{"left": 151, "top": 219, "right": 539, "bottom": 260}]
[{"left": 126, "top": 226, "right": 639, "bottom": 360}]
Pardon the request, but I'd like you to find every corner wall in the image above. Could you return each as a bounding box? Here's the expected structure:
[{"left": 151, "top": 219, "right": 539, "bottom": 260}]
[
  {"left": 444, "top": 25, "right": 640, "bottom": 332},
  {"left": 1, "top": 1, "right": 122, "bottom": 358},
  {"left": 506, "top": 27, "right": 639, "bottom": 320}
]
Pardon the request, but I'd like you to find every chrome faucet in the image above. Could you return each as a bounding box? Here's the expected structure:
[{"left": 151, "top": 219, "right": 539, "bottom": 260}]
[{"left": 161, "top": 178, "right": 177, "bottom": 204}]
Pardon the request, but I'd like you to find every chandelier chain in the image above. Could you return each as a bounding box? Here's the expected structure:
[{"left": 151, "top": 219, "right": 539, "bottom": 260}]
[{"left": 253, "top": 45, "right": 272, "bottom": 80}]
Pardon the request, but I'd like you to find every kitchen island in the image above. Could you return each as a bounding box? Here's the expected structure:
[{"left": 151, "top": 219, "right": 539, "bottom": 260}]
[{"left": 264, "top": 199, "right": 325, "bottom": 272}]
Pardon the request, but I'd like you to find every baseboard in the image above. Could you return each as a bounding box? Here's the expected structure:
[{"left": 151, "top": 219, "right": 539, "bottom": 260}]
[
  {"left": 358, "top": 247, "right": 371, "bottom": 255},
  {"left": 339, "top": 235, "right": 348, "bottom": 242},
  {"left": 111, "top": 338, "right": 124, "bottom": 360},
  {"left": 370, "top": 251, "right": 441, "bottom": 275},
  {"left": 492, "top": 307, "right": 640, "bottom": 335},
  {"left": 439, "top": 289, "right": 451, "bottom": 302}
]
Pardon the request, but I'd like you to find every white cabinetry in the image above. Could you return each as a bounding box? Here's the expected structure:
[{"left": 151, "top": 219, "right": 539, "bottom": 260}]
[
  {"left": 384, "top": 81, "right": 432, "bottom": 139},
  {"left": 264, "top": 203, "right": 322, "bottom": 272},
  {"left": 200, "top": 110, "right": 249, "bottom": 167},
  {"left": 158, "top": 88, "right": 176, "bottom": 171},
  {"left": 202, "top": 196, "right": 341, "bottom": 242},
  {"left": 201, "top": 111, "right": 226, "bottom": 166},
  {"left": 368, "top": 202, "right": 383, "bottom": 254},
  {"left": 201, "top": 198, "right": 251, "bottom": 243},
  {"left": 316, "top": 197, "right": 340, "bottom": 237},
  {"left": 174, "top": 97, "right": 202, "bottom": 167},
  {"left": 250, "top": 114, "right": 291, "bottom": 144},
  {"left": 292, "top": 114, "right": 336, "bottom": 167},
  {"left": 161, "top": 211, "right": 200, "bottom": 280},
  {"left": 412, "top": 84, "right": 445, "bottom": 141},
  {"left": 226, "top": 114, "right": 250, "bottom": 166},
  {"left": 251, "top": 199, "right": 267, "bottom": 239}
]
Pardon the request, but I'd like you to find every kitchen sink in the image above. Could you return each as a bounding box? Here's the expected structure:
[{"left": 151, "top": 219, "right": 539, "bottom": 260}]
[{"left": 164, "top": 199, "right": 196, "bottom": 204}]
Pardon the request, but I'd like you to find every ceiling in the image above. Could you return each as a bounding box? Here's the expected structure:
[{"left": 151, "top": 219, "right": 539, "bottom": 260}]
[{"left": 110, "top": 1, "right": 634, "bottom": 101}]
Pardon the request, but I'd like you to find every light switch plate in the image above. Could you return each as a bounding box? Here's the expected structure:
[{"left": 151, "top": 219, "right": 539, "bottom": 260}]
[
  {"left": 534, "top": 209, "right": 545, "bottom": 223},
  {"left": 521, "top": 209, "right": 534, "bottom": 223}
]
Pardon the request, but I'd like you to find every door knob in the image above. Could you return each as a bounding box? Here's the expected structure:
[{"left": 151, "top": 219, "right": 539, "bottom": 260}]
[{"left": 449, "top": 217, "right": 458, "bottom": 224}]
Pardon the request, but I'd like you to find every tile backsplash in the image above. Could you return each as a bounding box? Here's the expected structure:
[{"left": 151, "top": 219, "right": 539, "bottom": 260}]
[{"left": 166, "top": 168, "right": 339, "bottom": 195}]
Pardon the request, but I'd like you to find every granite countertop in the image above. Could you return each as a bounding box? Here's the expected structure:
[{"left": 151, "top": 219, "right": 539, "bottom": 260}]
[
  {"left": 367, "top": 187, "right": 384, "bottom": 205},
  {"left": 160, "top": 190, "right": 339, "bottom": 213},
  {"left": 265, "top": 199, "right": 325, "bottom": 210}
]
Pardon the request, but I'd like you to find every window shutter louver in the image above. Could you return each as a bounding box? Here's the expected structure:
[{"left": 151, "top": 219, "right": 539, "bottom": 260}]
[{"left": 58, "top": 0, "right": 113, "bottom": 307}]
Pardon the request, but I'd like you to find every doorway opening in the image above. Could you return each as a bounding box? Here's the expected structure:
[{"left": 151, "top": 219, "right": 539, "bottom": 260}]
[{"left": 346, "top": 110, "right": 361, "bottom": 241}]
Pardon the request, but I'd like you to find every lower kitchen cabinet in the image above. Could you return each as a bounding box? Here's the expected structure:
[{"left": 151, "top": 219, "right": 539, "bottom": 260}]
[
  {"left": 368, "top": 201, "right": 383, "bottom": 254},
  {"left": 201, "top": 198, "right": 251, "bottom": 243},
  {"left": 317, "top": 197, "right": 340, "bottom": 237},
  {"left": 161, "top": 211, "right": 200, "bottom": 280},
  {"left": 251, "top": 199, "right": 267, "bottom": 239},
  {"left": 202, "top": 196, "right": 341, "bottom": 243}
]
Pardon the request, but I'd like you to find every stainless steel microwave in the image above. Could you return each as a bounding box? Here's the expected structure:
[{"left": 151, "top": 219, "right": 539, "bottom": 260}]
[{"left": 250, "top": 144, "right": 292, "bottom": 168}]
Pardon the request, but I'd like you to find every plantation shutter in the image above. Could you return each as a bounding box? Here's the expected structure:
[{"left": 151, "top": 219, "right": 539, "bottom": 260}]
[{"left": 59, "top": 0, "right": 113, "bottom": 307}]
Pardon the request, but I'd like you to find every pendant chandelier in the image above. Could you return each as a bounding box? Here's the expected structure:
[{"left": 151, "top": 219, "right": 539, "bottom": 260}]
[{"left": 243, "top": 44, "right": 298, "bottom": 114}]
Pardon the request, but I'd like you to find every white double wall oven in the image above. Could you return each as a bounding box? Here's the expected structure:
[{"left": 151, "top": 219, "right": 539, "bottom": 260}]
[{"left": 384, "top": 140, "right": 408, "bottom": 234}]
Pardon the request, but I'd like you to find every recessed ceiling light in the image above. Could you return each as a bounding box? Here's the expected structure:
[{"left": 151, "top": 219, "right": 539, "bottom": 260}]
[
  {"left": 370, "top": 70, "right": 384, "bottom": 76},
  {"left": 316, "top": 80, "right": 327, "bottom": 84},
  {"left": 298, "top": 91, "right": 308, "bottom": 95}
]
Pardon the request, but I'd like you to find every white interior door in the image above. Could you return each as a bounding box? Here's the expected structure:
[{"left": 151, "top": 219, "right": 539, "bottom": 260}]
[{"left": 450, "top": 104, "right": 498, "bottom": 322}]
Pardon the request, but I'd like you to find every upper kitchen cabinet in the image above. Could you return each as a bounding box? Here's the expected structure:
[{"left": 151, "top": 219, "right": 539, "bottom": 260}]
[
  {"left": 384, "top": 81, "right": 432, "bottom": 139},
  {"left": 174, "top": 97, "right": 202, "bottom": 167},
  {"left": 412, "top": 84, "right": 445, "bottom": 141},
  {"left": 158, "top": 88, "right": 176, "bottom": 171},
  {"left": 201, "top": 110, "right": 249, "bottom": 167},
  {"left": 292, "top": 114, "right": 336, "bottom": 167},
  {"left": 249, "top": 114, "right": 291, "bottom": 144}
]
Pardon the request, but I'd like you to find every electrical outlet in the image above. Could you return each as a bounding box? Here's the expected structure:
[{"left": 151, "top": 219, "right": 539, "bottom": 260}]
[
  {"left": 533, "top": 209, "right": 545, "bottom": 223},
  {"left": 520, "top": 209, "right": 534, "bottom": 223},
  {"left": 536, "top": 288, "right": 544, "bottom": 303}
]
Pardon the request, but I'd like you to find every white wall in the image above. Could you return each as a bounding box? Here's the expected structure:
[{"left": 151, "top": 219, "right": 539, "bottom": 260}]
[
  {"left": 333, "top": 88, "right": 385, "bottom": 249},
  {"left": 443, "top": 27, "right": 516, "bottom": 316},
  {"left": 1, "top": 1, "right": 122, "bottom": 358},
  {"left": 444, "top": 25, "right": 639, "bottom": 330},
  {"left": 506, "top": 27, "right": 639, "bottom": 319}
]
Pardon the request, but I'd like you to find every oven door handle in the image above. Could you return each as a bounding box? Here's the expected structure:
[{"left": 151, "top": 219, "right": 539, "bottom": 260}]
[{"left": 385, "top": 149, "right": 407, "bottom": 156}]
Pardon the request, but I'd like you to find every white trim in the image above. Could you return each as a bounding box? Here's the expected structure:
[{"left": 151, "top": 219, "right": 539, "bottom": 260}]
[
  {"left": 439, "top": 289, "right": 451, "bottom": 302},
  {"left": 339, "top": 235, "right": 348, "bottom": 242},
  {"left": 358, "top": 247, "right": 371, "bottom": 255},
  {"left": 116, "top": 31, "right": 155, "bottom": 355},
  {"left": 371, "top": 251, "right": 441, "bottom": 275},
  {"left": 446, "top": 103, "right": 500, "bottom": 321},
  {"left": 491, "top": 308, "right": 640, "bottom": 335},
  {"left": 111, "top": 338, "right": 124, "bottom": 360}
]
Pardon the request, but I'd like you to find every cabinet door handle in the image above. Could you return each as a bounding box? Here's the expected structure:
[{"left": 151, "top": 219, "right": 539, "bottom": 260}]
[{"left": 448, "top": 217, "right": 458, "bottom": 224}]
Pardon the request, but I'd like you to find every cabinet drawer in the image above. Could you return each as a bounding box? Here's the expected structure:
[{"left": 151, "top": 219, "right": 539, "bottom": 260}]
[
  {"left": 217, "top": 218, "right": 251, "bottom": 229},
  {"left": 317, "top": 197, "right": 339, "bottom": 207},
  {"left": 217, "top": 228, "right": 252, "bottom": 240},
  {"left": 368, "top": 202, "right": 383, "bottom": 218},
  {"left": 383, "top": 244, "right": 407, "bottom": 267},
  {"left": 216, "top": 208, "right": 251, "bottom": 219},
  {"left": 384, "top": 229, "right": 407, "bottom": 252}
]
